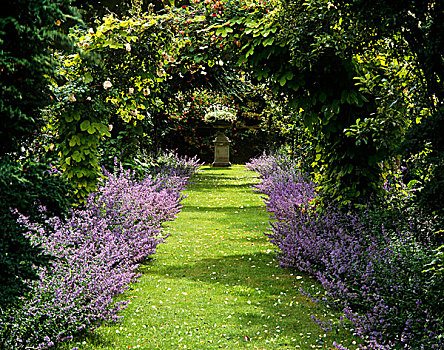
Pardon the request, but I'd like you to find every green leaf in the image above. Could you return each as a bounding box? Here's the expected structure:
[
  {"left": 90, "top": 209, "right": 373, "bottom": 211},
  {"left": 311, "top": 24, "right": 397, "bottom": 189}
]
[
  {"left": 407, "top": 179, "right": 420, "bottom": 189},
  {"left": 71, "top": 151, "right": 81, "bottom": 162},
  {"left": 69, "top": 136, "right": 78, "bottom": 147},
  {"left": 346, "top": 90, "right": 358, "bottom": 105},
  {"left": 278, "top": 72, "right": 294, "bottom": 86},
  {"left": 92, "top": 122, "right": 105, "bottom": 134},
  {"left": 216, "top": 26, "right": 233, "bottom": 38},
  {"left": 245, "top": 46, "right": 255, "bottom": 58},
  {"left": 87, "top": 125, "right": 95, "bottom": 134},
  {"left": 263, "top": 37, "right": 275, "bottom": 46},
  {"left": 80, "top": 120, "right": 90, "bottom": 131},
  {"left": 84, "top": 72, "right": 93, "bottom": 83},
  {"left": 76, "top": 170, "right": 85, "bottom": 178},
  {"left": 333, "top": 103, "right": 340, "bottom": 114}
]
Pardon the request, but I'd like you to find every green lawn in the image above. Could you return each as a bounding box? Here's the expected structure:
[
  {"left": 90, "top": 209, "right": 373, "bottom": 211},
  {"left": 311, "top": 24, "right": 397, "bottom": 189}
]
[{"left": 64, "top": 165, "right": 359, "bottom": 349}]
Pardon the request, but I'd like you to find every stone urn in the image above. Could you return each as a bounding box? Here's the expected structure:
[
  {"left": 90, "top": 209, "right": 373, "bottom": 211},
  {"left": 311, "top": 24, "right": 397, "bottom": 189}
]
[
  {"left": 204, "top": 110, "right": 235, "bottom": 167},
  {"left": 212, "top": 132, "right": 231, "bottom": 167},
  {"left": 212, "top": 120, "right": 232, "bottom": 129}
]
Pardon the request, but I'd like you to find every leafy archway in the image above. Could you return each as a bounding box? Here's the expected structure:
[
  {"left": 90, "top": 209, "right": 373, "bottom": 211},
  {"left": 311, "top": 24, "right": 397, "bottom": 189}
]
[
  {"left": 51, "top": 0, "right": 442, "bottom": 206},
  {"left": 49, "top": 0, "right": 274, "bottom": 197}
]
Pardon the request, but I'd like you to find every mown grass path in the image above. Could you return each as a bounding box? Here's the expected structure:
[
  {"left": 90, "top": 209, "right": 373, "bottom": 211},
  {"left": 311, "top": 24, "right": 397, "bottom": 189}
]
[{"left": 69, "top": 165, "right": 357, "bottom": 350}]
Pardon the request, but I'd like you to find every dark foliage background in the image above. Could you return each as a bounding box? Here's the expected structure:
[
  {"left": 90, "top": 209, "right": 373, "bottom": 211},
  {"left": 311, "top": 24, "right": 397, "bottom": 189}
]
[{"left": 0, "top": 0, "right": 78, "bottom": 306}]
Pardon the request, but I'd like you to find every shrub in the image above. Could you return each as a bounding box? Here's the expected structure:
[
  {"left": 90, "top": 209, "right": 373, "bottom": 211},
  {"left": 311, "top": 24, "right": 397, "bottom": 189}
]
[
  {"left": 249, "top": 152, "right": 443, "bottom": 349},
  {"left": 0, "top": 155, "right": 199, "bottom": 349},
  {"left": 151, "top": 150, "right": 203, "bottom": 180},
  {"left": 245, "top": 150, "right": 279, "bottom": 174},
  {"left": 131, "top": 150, "right": 203, "bottom": 185}
]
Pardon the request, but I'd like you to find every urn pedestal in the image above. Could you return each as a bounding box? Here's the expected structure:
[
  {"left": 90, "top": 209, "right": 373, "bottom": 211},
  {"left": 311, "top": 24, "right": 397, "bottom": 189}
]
[{"left": 212, "top": 132, "right": 231, "bottom": 167}]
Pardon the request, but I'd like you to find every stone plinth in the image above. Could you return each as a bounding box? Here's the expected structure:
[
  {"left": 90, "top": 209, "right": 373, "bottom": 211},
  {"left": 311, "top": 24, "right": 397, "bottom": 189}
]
[{"left": 212, "top": 132, "right": 231, "bottom": 167}]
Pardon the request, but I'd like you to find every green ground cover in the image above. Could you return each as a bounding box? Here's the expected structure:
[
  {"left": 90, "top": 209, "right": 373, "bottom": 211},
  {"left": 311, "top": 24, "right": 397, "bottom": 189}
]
[{"left": 64, "top": 165, "right": 359, "bottom": 349}]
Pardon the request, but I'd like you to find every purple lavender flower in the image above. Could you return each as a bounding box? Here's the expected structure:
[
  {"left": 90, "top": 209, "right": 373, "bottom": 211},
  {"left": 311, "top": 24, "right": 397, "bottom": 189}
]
[
  {"left": 0, "top": 152, "right": 200, "bottom": 349},
  {"left": 248, "top": 152, "right": 443, "bottom": 350}
]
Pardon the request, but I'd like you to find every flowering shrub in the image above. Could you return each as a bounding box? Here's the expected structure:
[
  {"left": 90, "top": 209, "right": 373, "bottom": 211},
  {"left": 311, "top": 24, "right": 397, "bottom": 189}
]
[
  {"left": 0, "top": 155, "right": 200, "bottom": 349},
  {"left": 132, "top": 150, "right": 203, "bottom": 189},
  {"left": 248, "top": 152, "right": 443, "bottom": 349},
  {"left": 245, "top": 150, "right": 281, "bottom": 175},
  {"left": 151, "top": 150, "right": 203, "bottom": 179}
]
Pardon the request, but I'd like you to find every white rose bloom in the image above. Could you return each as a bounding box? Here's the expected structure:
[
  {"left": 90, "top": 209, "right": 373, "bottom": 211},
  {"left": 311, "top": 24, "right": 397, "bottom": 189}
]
[{"left": 103, "top": 80, "right": 112, "bottom": 90}]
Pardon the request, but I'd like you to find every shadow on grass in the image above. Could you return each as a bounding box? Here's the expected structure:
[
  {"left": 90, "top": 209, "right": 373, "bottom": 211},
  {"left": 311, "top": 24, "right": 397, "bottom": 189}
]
[
  {"left": 179, "top": 205, "right": 270, "bottom": 234},
  {"left": 199, "top": 166, "right": 234, "bottom": 172},
  {"left": 140, "top": 251, "right": 317, "bottom": 307},
  {"left": 183, "top": 205, "right": 265, "bottom": 212},
  {"left": 190, "top": 184, "right": 258, "bottom": 193},
  {"left": 189, "top": 175, "right": 259, "bottom": 192},
  {"left": 135, "top": 251, "right": 331, "bottom": 346}
]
